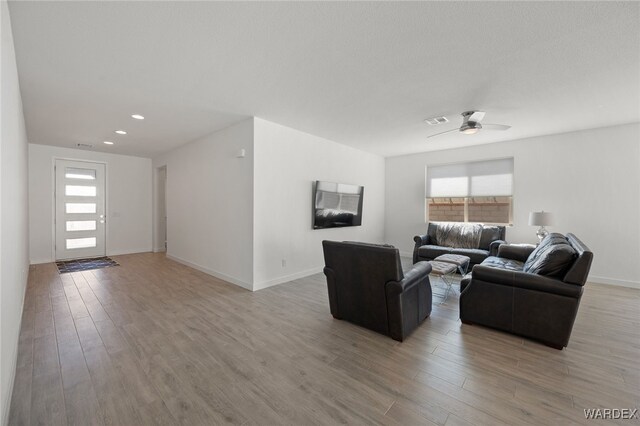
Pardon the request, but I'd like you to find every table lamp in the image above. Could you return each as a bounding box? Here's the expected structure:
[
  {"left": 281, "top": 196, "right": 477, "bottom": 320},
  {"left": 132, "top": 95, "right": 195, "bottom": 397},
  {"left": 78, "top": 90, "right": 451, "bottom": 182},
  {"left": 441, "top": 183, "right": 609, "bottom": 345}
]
[{"left": 528, "top": 211, "right": 553, "bottom": 243}]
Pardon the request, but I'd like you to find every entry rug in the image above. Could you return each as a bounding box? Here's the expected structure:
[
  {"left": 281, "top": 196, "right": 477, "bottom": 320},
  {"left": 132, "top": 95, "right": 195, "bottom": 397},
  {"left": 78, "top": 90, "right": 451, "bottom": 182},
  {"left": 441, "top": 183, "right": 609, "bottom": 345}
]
[{"left": 56, "top": 256, "right": 119, "bottom": 274}]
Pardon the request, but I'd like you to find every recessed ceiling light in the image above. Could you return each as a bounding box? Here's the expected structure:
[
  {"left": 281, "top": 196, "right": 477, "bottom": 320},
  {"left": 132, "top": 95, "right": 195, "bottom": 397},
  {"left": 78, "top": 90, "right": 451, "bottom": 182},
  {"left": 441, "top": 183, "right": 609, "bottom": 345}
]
[
  {"left": 103, "top": 141, "right": 114, "bottom": 145},
  {"left": 115, "top": 130, "right": 127, "bottom": 135},
  {"left": 131, "top": 114, "right": 144, "bottom": 120}
]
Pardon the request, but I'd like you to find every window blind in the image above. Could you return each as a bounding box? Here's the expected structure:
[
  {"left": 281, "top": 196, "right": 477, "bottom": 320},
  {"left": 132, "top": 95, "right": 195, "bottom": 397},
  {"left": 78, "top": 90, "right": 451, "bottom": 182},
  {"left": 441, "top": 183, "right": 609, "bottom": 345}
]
[{"left": 426, "top": 158, "right": 514, "bottom": 198}]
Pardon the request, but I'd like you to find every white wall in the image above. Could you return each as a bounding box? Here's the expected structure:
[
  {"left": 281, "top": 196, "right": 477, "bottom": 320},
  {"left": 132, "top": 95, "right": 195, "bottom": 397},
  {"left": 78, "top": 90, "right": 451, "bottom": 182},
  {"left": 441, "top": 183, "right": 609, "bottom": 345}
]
[
  {"left": 0, "top": 2, "right": 30, "bottom": 423},
  {"left": 153, "top": 119, "right": 255, "bottom": 290},
  {"left": 253, "top": 118, "right": 386, "bottom": 290},
  {"left": 385, "top": 123, "right": 640, "bottom": 288},
  {"left": 28, "top": 144, "right": 152, "bottom": 263},
  {"left": 153, "top": 165, "right": 167, "bottom": 252}
]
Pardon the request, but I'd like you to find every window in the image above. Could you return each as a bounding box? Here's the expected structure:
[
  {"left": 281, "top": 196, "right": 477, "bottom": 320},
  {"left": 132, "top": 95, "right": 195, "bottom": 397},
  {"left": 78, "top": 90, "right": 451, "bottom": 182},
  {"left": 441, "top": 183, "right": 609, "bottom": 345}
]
[
  {"left": 65, "top": 167, "right": 96, "bottom": 180},
  {"left": 426, "top": 158, "right": 514, "bottom": 225},
  {"left": 66, "top": 220, "right": 97, "bottom": 232},
  {"left": 65, "top": 185, "right": 97, "bottom": 197},
  {"left": 66, "top": 237, "right": 97, "bottom": 249},
  {"left": 65, "top": 203, "right": 97, "bottom": 214}
]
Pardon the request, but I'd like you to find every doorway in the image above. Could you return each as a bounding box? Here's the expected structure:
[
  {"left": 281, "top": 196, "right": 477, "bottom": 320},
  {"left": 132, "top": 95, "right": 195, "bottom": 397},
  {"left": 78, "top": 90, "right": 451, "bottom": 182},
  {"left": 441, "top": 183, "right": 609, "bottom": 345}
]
[{"left": 55, "top": 159, "right": 106, "bottom": 260}]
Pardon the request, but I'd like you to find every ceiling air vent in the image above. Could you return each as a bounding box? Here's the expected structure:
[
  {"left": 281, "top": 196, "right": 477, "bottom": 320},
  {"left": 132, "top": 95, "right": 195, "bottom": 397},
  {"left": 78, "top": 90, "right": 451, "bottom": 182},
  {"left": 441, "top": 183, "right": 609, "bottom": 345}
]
[
  {"left": 424, "top": 116, "right": 449, "bottom": 125},
  {"left": 76, "top": 143, "right": 93, "bottom": 149}
]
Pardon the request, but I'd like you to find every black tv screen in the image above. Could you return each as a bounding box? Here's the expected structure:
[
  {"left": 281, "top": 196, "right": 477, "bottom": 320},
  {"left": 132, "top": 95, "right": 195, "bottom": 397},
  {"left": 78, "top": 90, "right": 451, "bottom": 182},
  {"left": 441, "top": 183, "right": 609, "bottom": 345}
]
[{"left": 313, "top": 181, "right": 364, "bottom": 229}]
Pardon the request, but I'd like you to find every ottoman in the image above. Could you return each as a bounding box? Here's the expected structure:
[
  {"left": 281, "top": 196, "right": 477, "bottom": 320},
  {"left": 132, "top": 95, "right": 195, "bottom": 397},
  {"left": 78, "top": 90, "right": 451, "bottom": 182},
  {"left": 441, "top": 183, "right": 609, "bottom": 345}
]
[
  {"left": 434, "top": 254, "right": 471, "bottom": 276},
  {"left": 428, "top": 260, "right": 458, "bottom": 303}
]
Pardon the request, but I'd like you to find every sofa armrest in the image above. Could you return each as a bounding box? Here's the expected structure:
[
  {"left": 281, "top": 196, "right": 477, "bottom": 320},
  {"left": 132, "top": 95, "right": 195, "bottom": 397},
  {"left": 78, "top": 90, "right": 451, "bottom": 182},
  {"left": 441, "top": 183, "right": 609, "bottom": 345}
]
[
  {"left": 471, "top": 265, "right": 582, "bottom": 298},
  {"left": 414, "top": 234, "right": 430, "bottom": 246},
  {"left": 413, "top": 234, "right": 431, "bottom": 263},
  {"left": 323, "top": 267, "right": 340, "bottom": 318},
  {"left": 386, "top": 261, "right": 433, "bottom": 341},
  {"left": 497, "top": 243, "right": 535, "bottom": 262},
  {"left": 386, "top": 261, "right": 432, "bottom": 297},
  {"left": 489, "top": 239, "right": 506, "bottom": 256}
]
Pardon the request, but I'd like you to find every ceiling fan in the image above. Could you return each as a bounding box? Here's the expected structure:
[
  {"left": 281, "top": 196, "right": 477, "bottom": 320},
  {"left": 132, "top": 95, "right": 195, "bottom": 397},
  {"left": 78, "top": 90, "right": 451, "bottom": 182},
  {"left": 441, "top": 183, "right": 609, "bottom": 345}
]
[{"left": 426, "top": 111, "right": 511, "bottom": 139}]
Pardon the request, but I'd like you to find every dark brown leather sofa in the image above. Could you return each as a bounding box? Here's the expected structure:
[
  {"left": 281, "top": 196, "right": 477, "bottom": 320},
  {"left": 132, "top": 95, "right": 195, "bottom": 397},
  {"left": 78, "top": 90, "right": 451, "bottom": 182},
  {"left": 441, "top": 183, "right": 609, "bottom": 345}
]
[
  {"left": 413, "top": 222, "right": 506, "bottom": 268},
  {"left": 459, "top": 233, "right": 593, "bottom": 349},
  {"left": 322, "top": 241, "right": 432, "bottom": 341}
]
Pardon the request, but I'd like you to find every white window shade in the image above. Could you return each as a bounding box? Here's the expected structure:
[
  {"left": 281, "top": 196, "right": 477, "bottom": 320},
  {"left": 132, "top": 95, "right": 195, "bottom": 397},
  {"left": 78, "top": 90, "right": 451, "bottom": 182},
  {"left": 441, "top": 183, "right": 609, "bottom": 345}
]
[
  {"left": 427, "top": 158, "right": 513, "bottom": 198},
  {"left": 429, "top": 177, "right": 469, "bottom": 197},
  {"left": 471, "top": 174, "right": 513, "bottom": 196}
]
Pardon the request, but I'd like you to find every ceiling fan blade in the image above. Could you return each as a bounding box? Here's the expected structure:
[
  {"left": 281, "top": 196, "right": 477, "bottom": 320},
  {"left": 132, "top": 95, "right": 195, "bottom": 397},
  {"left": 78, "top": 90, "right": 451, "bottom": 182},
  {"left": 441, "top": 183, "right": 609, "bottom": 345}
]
[
  {"left": 468, "top": 111, "right": 486, "bottom": 122},
  {"left": 482, "top": 123, "right": 511, "bottom": 131},
  {"left": 426, "top": 128, "right": 459, "bottom": 139}
]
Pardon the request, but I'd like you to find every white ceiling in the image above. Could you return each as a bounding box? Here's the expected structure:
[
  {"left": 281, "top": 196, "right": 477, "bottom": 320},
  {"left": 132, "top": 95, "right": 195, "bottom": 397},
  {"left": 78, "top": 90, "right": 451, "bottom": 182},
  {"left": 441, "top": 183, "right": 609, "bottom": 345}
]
[{"left": 8, "top": 1, "right": 640, "bottom": 158}]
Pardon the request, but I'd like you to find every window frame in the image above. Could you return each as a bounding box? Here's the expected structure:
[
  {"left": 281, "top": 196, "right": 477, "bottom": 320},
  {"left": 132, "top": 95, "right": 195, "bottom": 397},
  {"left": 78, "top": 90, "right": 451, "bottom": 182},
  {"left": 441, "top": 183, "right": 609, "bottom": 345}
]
[{"left": 425, "top": 157, "right": 514, "bottom": 226}]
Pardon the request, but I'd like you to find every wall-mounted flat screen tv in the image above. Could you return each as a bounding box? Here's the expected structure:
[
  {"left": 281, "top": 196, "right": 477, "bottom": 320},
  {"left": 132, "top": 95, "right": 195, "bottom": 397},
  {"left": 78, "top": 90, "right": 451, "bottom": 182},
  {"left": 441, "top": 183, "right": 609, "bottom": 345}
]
[{"left": 313, "top": 181, "right": 364, "bottom": 229}]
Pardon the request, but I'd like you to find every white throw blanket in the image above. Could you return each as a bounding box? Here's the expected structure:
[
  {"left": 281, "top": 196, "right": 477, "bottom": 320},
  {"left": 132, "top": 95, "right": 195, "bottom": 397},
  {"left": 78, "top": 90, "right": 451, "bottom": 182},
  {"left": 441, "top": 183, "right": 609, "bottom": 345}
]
[{"left": 435, "top": 223, "right": 482, "bottom": 249}]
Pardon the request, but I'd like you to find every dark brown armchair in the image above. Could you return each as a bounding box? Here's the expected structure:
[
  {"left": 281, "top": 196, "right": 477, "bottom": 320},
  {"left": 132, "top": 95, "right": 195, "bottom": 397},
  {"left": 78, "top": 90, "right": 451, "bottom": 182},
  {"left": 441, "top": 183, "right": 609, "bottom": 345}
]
[{"left": 322, "top": 240, "right": 432, "bottom": 341}]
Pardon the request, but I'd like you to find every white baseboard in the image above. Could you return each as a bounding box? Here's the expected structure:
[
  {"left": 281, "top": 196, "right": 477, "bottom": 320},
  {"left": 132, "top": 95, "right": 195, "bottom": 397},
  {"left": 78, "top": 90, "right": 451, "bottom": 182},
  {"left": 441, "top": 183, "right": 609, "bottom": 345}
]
[
  {"left": 153, "top": 247, "right": 166, "bottom": 253},
  {"left": 107, "top": 248, "right": 153, "bottom": 256},
  {"left": 30, "top": 248, "right": 153, "bottom": 265},
  {"left": 253, "top": 267, "right": 323, "bottom": 292},
  {"left": 588, "top": 275, "right": 640, "bottom": 289},
  {"left": 166, "top": 254, "right": 253, "bottom": 291},
  {"left": 399, "top": 251, "right": 413, "bottom": 258},
  {"left": 3, "top": 265, "right": 29, "bottom": 426}
]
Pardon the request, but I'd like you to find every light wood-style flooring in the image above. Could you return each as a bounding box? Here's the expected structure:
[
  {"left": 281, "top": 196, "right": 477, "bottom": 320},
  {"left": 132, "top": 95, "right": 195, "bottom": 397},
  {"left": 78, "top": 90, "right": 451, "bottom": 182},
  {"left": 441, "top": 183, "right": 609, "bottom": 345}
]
[{"left": 8, "top": 253, "right": 640, "bottom": 425}]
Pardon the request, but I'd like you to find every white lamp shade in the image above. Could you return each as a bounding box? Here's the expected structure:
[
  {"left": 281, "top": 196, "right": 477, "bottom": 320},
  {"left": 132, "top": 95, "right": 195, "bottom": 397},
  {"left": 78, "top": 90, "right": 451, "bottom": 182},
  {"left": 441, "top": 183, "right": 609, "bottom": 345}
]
[{"left": 528, "top": 211, "right": 553, "bottom": 226}]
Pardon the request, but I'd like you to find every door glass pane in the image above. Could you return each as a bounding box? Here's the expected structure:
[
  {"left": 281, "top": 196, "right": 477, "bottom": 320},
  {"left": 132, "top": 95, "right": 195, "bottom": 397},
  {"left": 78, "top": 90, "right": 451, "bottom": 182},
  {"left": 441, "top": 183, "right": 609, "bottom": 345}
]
[
  {"left": 65, "top": 168, "right": 96, "bottom": 180},
  {"left": 65, "top": 185, "right": 97, "bottom": 197},
  {"left": 66, "top": 237, "right": 97, "bottom": 249},
  {"left": 66, "top": 203, "right": 96, "bottom": 214},
  {"left": 66, "top": 220, "right": 97, "bottom": 231}
]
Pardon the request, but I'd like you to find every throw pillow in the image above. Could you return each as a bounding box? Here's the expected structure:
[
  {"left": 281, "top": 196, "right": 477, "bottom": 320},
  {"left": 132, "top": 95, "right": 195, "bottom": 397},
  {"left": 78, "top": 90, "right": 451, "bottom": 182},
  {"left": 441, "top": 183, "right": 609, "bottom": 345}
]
[
  {"left": 523, "top": 233, "right": 566, "bottom": 270},
  {"left": 478, "top": 226, "right": 503, "bottom": 250},
  {"left": 523, "top": 241, "right": 577, "bottom": 278}
]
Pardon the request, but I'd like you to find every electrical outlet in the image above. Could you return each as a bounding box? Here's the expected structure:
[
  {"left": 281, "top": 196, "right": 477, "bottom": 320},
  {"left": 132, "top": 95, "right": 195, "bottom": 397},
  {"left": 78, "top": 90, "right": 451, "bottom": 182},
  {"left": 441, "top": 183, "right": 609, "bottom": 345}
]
[{"left": 281, "top": 259, "right": 286, "bottom": 268}]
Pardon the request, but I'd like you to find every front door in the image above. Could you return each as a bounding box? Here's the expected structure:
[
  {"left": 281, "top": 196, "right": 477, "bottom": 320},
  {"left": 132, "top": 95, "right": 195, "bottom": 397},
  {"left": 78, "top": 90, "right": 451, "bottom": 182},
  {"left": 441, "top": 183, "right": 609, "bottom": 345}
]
[{"left": 55, "top": 159, "right": 106, "bottom": 260}]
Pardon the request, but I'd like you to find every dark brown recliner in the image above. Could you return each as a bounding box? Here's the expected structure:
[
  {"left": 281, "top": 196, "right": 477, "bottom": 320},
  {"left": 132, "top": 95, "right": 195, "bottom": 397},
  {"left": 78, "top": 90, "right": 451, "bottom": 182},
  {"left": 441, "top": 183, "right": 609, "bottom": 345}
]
[
  {"left": 322, "top": 241, "right": 432, "bottom": 341},
  {"left": 459, "top": 233, "right": 593, "bottom": 349}
]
